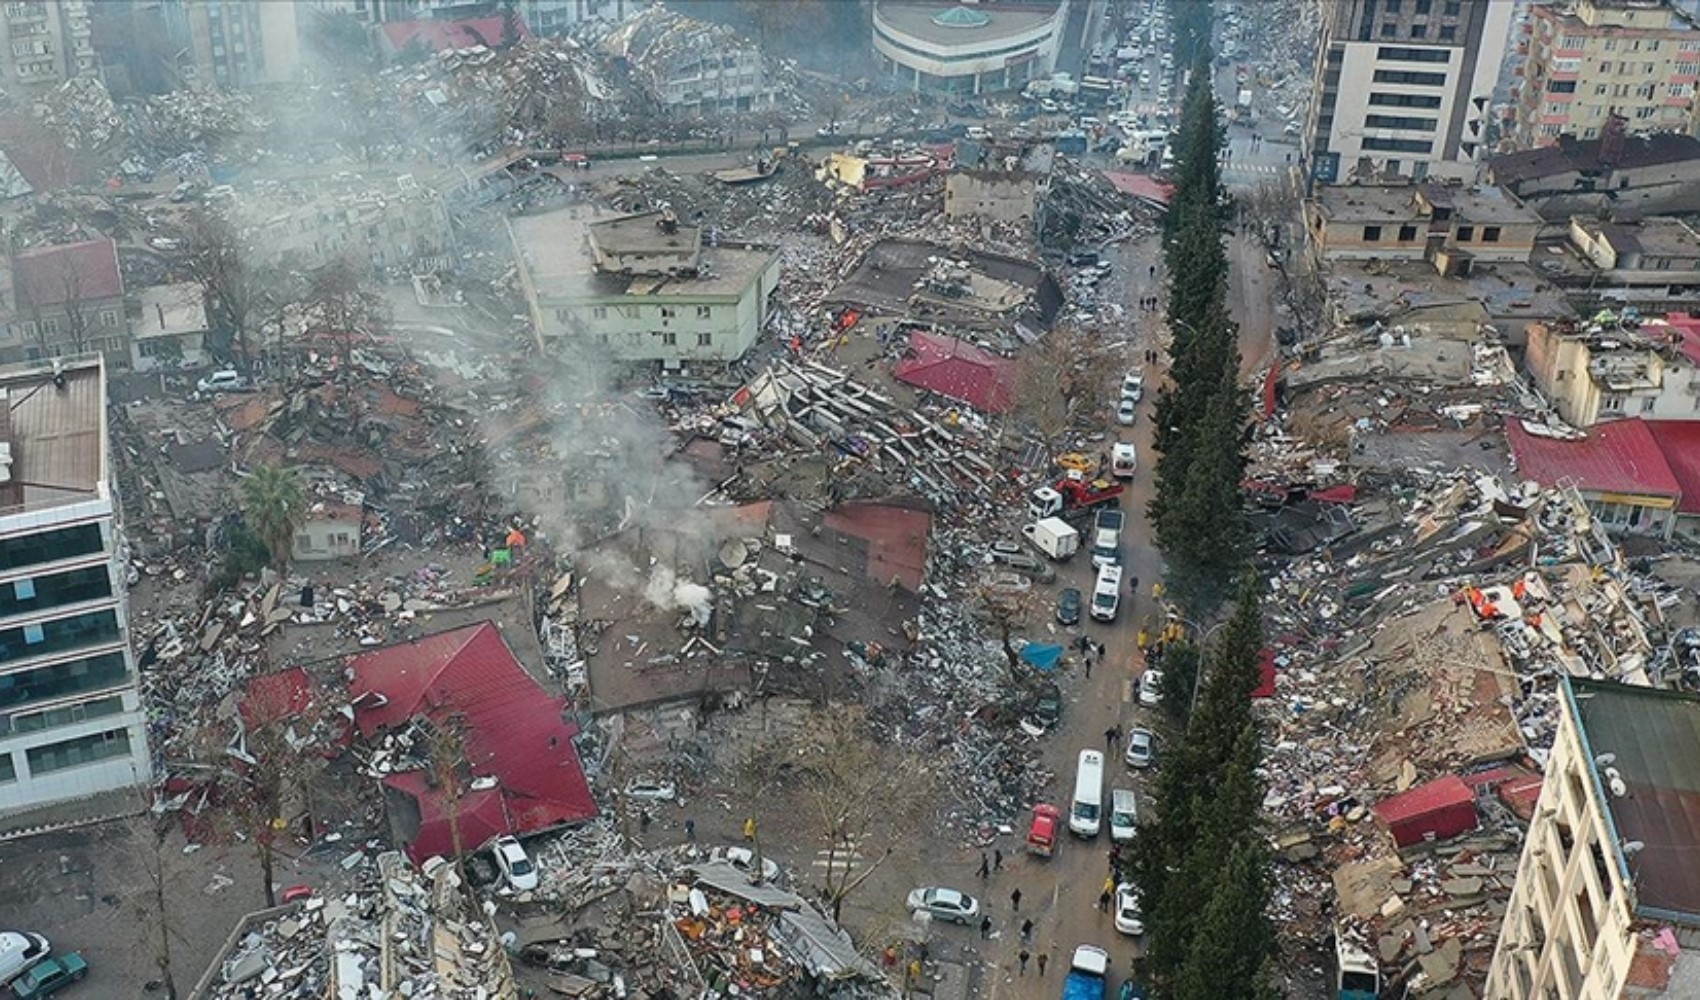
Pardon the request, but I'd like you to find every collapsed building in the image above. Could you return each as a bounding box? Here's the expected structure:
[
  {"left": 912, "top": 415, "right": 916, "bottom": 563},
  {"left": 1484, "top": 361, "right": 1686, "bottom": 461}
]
[{"left": 599, "top": 6, "right": 779, "bottom": 117}]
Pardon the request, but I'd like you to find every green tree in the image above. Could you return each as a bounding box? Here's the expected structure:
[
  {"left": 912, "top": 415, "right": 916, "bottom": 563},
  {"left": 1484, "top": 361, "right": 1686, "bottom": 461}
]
[
  {"left": 1156, "top": 640, "right": 1199, "bottom": 723},
  {"left": 238, "top": 464, "right": 306, "bottom": 574}
]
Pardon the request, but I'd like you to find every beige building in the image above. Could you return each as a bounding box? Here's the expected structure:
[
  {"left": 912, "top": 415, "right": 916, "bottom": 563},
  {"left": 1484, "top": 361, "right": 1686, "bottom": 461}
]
[
  {"left": 1306, "top": 183, "right": 1542, "bottom": 268},
  {"left": 0, "top": 0, "right": 93, "bottom": 94},
  {"left": 1513, "top": 0, "right": 1700, "bottom": 149},
  {"left": 1486, "top": 677, "right": 1700, "bottom": 999},
  {"left": 944, "top": 169, "right": 1043, "bottom": 226},
  {"left": 239, "top": 178, "right": 454, "bottom": 274},
  {"left": 1562, "top": 216, "right": 1700, "bottom": 310},
  {"left": 1488, "top": 128, "right": 1700, "bottom": 221},
  {"left": 129, "top": 283, "right": 210, "bottom": 373},
  {"left": 873, "top": 0, "right": 1066, "bottom": 96},
  {"left": 292, "top": 502, "right": 362, "bottom": 562},
  {"left": 507, "top": 207, "right": 780, "bottom": 366},
  {"left": 1524, "top": 320, "right": 1700, "bottom": 426}
]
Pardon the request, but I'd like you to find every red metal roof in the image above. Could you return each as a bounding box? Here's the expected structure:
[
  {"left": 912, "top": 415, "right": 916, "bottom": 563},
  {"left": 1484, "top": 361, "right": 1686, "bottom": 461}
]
[
  {"left": 1374, "top": 774, "right": 1477, "bottom": 847},
  {"left": 1647, "top": 420, "right": 1700, "bottom": 514},
  {"left": 1506, "top": 418, "right": 1681, "bottom": 498},
  {"left": 821, "top": 502, "right": 932, "bottom": 592},
  {"left": 346, "top": 622, "right": 596, "bottom": 861},
  {"left": 379, "top": 17, "right": 529, "bottom": 53},
  {"left": 14, "top": 238, "right": 123, "bottom": 306},
  {"left": 893, "top": 331, "right": 1018, "bottom": 413},
  {"left": 1101, "top": 171, "right": 1176, "bottom": 206}
]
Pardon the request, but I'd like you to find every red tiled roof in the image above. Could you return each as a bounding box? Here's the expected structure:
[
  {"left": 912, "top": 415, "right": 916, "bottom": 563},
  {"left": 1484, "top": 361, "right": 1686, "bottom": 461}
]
[
  {"left": 1506, "top": 418, "right": 1681, "bottom": 498},
  {"left": 1647, "top": 420, "right": 1700, "bottom": 515},
  {"left": 379, "top": 17, "right": 529, "bottom": 53},
  {"left": 894, "top": 331, "right": 1018, "bottom": 413},
  {"left": 14, "top": 238, "right": 123, "bottom": 306},
  {"left": 1101, "top": 171, "right": 1175, "bottom": 206},
  {"left": 346, "top": 622, "right": 596, "bottom": 861},
  {"left": 822, "top": 502, "right": 932, "bottom": 592}
]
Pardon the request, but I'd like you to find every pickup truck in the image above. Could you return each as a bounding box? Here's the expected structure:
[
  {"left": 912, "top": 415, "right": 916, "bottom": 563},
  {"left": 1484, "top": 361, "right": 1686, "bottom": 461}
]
[{"left": 1062, "top": 945, "right": 1109, "bottom": 1000}]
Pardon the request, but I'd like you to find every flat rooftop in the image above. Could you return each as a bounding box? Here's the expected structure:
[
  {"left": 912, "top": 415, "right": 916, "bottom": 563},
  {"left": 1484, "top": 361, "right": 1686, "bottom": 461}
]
[
  {"left": 1569, "top": 677, "right": 1700, "bottom": 924},
  {"left": 0, "top": 356, "right": 107, "bottom": 515},
  {"left": 590, "top": 210, "right": 703, "bottom": 259},
  {"left": 134, "top": 283, "right": 209, "bottom": 340},
  {"left": 1315, "top": 183, "right": 1541, "bottom": 225},
  {"left": 875, "top": 1, "right": 1062, "bottom": 47},
  {"left": 508, "top": 208, "right": 775, "bottom": 299}
]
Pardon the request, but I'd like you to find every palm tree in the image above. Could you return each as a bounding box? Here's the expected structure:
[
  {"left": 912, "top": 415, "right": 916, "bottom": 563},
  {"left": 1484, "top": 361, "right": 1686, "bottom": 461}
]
[{"left": 238, "top": 464, "right": 306, "bottom": 574}]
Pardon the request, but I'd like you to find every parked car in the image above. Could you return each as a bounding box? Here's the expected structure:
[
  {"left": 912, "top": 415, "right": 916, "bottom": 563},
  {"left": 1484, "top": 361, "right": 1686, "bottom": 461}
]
[
  {"left": 987, "top": 545, "right": 1057, "bottom": 583},
  {"left": 1124, "top": 727, "right": 1154, "bottom": 768},
  {"left": 1020, "top": 680, "right": 1064, "bottom": 737},
  {"left": 1121, "top": 370, "right": 1145, "bottom": 402},
  {"left": 196, "top": 370, "right": 253, "bottom": 394},
  {"left": 492, "top": 835, "right": 539, "bottom": 892},
  {"left": 709, "top": 846, "right": 782, "bottom": 884},
  {"left": 906, "top": 887, "right": 981, "bottom": 924},
  {"left": 1055, "top": 587, "right": 1082, "bottom": 625},
  {"left": 1116, "top": 399, "right": 1138, "bottom": 426},
  {"left": 10, "top": 952, "right": 86, "bottom": 999},
  {"left": 1138, "top": 670, "right": 1164, "bottom": 707},
  {"left": 624, "top": 780, "right": 678, "bottom": 802},
  {"left": 1113, "top": 884, "right": 1145, "bottom": 936},
  {"left": 0, "top": 932, "right": 51, "bottom": 986}
]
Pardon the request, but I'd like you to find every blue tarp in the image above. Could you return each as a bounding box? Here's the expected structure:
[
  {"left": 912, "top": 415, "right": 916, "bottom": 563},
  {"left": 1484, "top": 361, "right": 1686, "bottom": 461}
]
[{"left": 1021, "top": 643, "right": 1063, "bottom": 672}]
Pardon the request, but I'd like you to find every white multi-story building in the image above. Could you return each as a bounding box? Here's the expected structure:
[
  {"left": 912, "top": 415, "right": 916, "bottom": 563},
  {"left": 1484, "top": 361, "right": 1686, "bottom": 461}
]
[
  {"left": 0, "top": 0, "right": 94, "bottom": 94},
  {"left": 1304, "top": 0, "right": 1515, "bottom": 185},
  {"left": 872, "top": 0, "right": 1066, "bottom": 96},
  {"left": 0, "top": 356, "right": 150, "bottom": 817},
  {"left": 1486, "top": 676, "right": 1700, "bottom": 998}
]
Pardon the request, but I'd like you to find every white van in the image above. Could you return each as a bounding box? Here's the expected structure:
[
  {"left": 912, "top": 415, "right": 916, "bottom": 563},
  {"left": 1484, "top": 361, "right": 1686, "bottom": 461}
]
[
  {"left": 1070, "top": 749, "right": 1105, "bottom": 837},
  {"left": 0, "top": 932, "right": 51, "bottom": 986},
  {"left": 1111, "top": 443, "right": 1139, "bottom": 478},
  {"left": 1110, "top": 788, "right": 1139, "bottom": 843},
  {"left": 1091, "top": 564, "right": 1123, "bottom": 622}
]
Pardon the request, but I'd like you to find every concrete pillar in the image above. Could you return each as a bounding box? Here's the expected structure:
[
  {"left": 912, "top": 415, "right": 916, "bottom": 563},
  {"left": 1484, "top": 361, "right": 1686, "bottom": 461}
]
[{"left": 973, "top": 71, "right": 982, "bottom": 96}]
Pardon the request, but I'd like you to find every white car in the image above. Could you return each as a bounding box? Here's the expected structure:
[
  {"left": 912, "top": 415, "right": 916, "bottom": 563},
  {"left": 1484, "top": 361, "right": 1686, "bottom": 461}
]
[
  {"left": 0, "top": 932, "right": 51, "bottom": 986},
  {"left": 906, "top": 887, "right": 981, "bottom": 924},
  {"left": 196, "top": 370, "right": 253, "bottom": 394},
  {"left": 709, "top": 845, "right": 783, "bottom": 883},
  {"left": 1114, "top": 884, "right": 1145, "bottom": 936},
  {"left": 1139, "top": 670, "right": 1164, "bottom": 707},
  {"left": 1121, "top": 370, "right": 1145, "bottom": 402},
  {"left": 491, "top": 835, "right": 539, "bottom": 892},
  {"left": 624, "top": 780, "right": 678, "bottom": 802},
  {"left": 1124, "top": 727, "right": 1154, "bottom": 768},
  {"left": 1116, "top": 399, "right": 1138, "bottom": 426}
]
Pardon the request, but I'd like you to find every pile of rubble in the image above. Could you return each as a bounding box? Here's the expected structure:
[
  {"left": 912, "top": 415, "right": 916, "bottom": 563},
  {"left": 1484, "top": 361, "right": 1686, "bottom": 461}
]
[
  {"left": 37, "top": 75, "right": 123, "bottom": 155},
  {"left": 123, "top": 88, "right": 269, "bottom": 159}
]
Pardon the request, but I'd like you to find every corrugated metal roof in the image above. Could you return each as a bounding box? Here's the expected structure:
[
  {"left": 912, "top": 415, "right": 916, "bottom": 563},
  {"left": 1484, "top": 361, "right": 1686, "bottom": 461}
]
[
  {"left": 1648, "top": 420, "right": 1700, "bottom": 515},
  {"left": 346, "top": 622, "right": 597, "bottom": 860},
  {"left": 1, "top": 357, "right": 105, "bottom": 511},
  {"left": 1373, "top": 774, "right": 1474, "bottom": 827},
  {"left": 893, "top": 331, "right": 1018, "bottom": 413},
  {"left": 15, "top": 238, "right": 123, "bottom": 306},
  {"left": 1506, "top": 418, "right": 1680, "bottom": 498}
]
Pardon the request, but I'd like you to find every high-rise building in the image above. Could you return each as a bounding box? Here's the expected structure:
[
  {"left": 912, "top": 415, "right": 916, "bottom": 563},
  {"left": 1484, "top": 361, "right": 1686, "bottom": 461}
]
[
  {"left": 1512, "top": 0, "right": 1700, "bottom": 149},
  {"left": 179, "top": 0, "right": 304, "bottom": 88},
  {"left": 0, "top": 0, "right": 95, "bottom": 94},
  {"left": 0, "top": 356, "right": 152, "bottom": 818},
  {"left": 1485, "top": 677, "right": 1700, "bottom": 999},
  {"left": 1303, "top": 0, "right": 1515, "bottom": 185}
]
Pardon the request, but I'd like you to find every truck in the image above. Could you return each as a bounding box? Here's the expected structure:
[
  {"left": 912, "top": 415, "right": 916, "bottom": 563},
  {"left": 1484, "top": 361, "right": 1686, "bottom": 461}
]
[
  {"left": 1090, "top": 509, "right": 1125, "bottom": 568},
  {"left": 1062, "top": 945, "right": 1109, "bottom": 1000},
  {"left": 1029, "top": 473, "right": 1125, "bottom": 520},
  {"left": 1334, "top": 923, "right": 1381, "bottom": 1000},
  {"left": 1023, "top": 517, "right": 1081, "bottom": 560},
  {"left": 1050, "top": 72, "right": 1080, "bottom": 97}
]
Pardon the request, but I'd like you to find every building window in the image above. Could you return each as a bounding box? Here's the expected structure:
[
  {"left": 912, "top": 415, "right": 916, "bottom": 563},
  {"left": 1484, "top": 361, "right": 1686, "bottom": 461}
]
[
  {"left": 697, "top": 332, "right": 712, "bottom": 346},
  {"left": 592, "top": 306, "right": 608, "bottom": 319},
  {"left": 1365, "top": 113, "right": 1438, "bottom": 131},
  {"left": 659, "top": 306, "right": 677, "bottom": 319},
  {"left": 1457, "top": 225, "right": 1474, "bottom": 242},
  {"left": 1483, "top": 226, "right": 1501, "bottom": 243},
  {"left": 1378, "top": 46, "right": 1451, "bottom": 63},
  {"left": 0, "top": 609, "right": 121, "bottom": 666},
  {"left": 1548, "top": 80, "right": 1576, "bottom": 93},
  {"left": 1369, "top": 92, "right": 1443, "bottom": 109},
  {"left": 25, "top": 727, "right": 131, "bottom": 775},
  {"left": 1438, "top": 25, "right": 1455, "bottom": 41},
  {"left": 1642, "top": 398, "right": 1656, "bottom": 413},
  {"left": 1363, "top": 225, "right": 1383, "bottom": 242},
  {"left": 696, "top": 305, "right": 712, "bottom": 320},
  {"left": 0, "top": 524, "right": 104, "bottom": 574},
  {"left": 10, "top": 695, "right": 125, "bottom": 736},
  {"left": 554, "top": 309, "right": 571, "bottom": 323},
  {"left": 1381, "top": 23, "right": 1397, "bottom": 38},
  {"left": 1410, "top": 24, "right": 1426, "bottom": 38},
  {"left": 1362, "top": 136, "right": 1434, "bottom": 153},
  {"left": 1556, "top": 370, "right": 1569, "bottom": 381},
  {"left": 1372, "top": 69, "right": 1447, "bottom": 86},
  {"left": 1398, "top": 225, "right": 1418, "bottom": 241},
  {"left": 661, "top": 331, "right": 677, "bottom": 346},
  {"left": 0, "top": 566, "right": 111, "bottom": 618},
  {"left": 0, "top": 753, "right": 12, "bottom": 784},
  {"left": 1603, "top": 394, "right": 1625, "bottom": 412},
  {"left": 1444, "top": 0, "right": 1460, "bottom": 14}
]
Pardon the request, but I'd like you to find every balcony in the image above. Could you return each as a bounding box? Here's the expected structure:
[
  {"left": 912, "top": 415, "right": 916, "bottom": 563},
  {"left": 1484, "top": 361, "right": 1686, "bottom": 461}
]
[{"left": 3, "top": 3, "right": 47, "bottom": 25}]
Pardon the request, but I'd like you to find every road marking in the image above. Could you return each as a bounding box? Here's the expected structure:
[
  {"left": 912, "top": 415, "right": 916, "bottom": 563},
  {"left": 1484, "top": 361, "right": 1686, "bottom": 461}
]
[{"left": 812, "top": 837, "right": 863, "bottom": 875}]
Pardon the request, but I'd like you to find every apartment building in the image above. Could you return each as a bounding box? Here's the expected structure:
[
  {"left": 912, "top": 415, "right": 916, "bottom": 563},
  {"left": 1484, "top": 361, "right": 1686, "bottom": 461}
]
[
  {"left": 1513, "top": 0, "right": 1700, "bottom": 149},
  {"left": 1523, "top": 317, "right": 1700, "bottom": 426},
  {"left": 180, "top": 0, "right": 304, "bottom": 88},
  {"left": 0, "top": 356, "right": 151, "bottom": 817},
  {"left": 1304, "top": 0, "right": 1515, "bottom": 185},
  {"left": 1485, "top": 677, "right": 1700, "bottom": 999},
  {"left": 0, "top": 0, "right": 93, "bottom": 94},
  {"left": 0, "top": 238, "right": 131, "bottom": 372},
  {"left": 1306, "top": 182, "right": 1543, "bottom": 266}
]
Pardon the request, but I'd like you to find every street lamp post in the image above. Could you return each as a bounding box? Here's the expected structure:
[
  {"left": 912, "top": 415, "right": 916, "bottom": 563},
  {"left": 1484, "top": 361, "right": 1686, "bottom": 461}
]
[{"left": 1168, "top": 612, "right": 1229, "bottom": 716}]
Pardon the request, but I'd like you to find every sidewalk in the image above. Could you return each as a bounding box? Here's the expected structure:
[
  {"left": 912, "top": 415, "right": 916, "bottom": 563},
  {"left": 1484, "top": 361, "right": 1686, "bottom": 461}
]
[{"left": 0, "top": 787, "right": 145, "bottom": 843}]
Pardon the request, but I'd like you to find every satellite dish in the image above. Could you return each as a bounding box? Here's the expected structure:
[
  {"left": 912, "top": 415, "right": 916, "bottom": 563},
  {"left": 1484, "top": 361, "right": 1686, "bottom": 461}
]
[{"left": 1622, "top": 840, "right": 1645, "bottom": 856}]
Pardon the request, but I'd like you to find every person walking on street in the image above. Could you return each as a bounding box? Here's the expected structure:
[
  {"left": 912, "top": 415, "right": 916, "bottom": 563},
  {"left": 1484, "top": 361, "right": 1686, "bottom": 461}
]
[
  {"left": 743, "top": 817, "right": 756, "bottom": 841},
  {"left": 684, "top": 817, "right": 696, "bottom": 841},
  {"left": 1018, "top": 950, "right": 1031, "bottom": 975},
  {"left": 1104, "top": 726, "right": 1118, "bottom": 751},
  {"left": 993, "top": 848, "right": 1004, "bottom": 871},
  {"left": 979, "top": 915, "right": 992, "bottom": 939},
  {"left": 1098, "top": 885, "right": 1113, "bottom": 911},
  {"left": 1037, "top": 953, "right": 1049, "bottom": 976},
  {"left": 1010, "top": 887, "right": 1022, "bottom": 912},
  {"left": 978, "top": 852, "right": 990, "bottom": 879},
  {"left": 639, "top": 809, "right": 652, "bottom": 833},
  {"left": 1020, "top": 918, "right": 1034, "bottom": 944},
  {"left": 1084, "top": 648, "right": 1093, "bottom": 678}
]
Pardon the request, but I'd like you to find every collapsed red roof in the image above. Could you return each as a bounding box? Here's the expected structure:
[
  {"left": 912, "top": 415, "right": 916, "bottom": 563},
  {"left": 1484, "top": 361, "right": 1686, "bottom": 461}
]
[
  {"left": 894, "top": 330, "right": 1019, "bottom": 413},
  {"left": 347, "top": 622, "right": 596, "bottom": 862},
  {"left": 1506, "top": 418, "right": 1681, "bottom": 499},
  {"left": 1374, "top": 774, "right": 1478, "bottom": 848},
  {"left": 379, "top": 17, "right": 530, "bottom": 54},
  {"left": 14, "top": 238, "right": 124, "bottom": 306},
  {"left": 1647, "top": 420, "right": 1700, "bottom": 515},
  {"left": 1101, "top": 170, "right": 1176, "bottom": 206}
]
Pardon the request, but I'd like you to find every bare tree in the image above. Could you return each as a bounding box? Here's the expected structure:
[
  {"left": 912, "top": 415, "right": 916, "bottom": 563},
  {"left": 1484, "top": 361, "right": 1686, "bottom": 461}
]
[
  {"left": 124, "top": 813, "right": 195, "bottom": 999},
  {"left": 202, "top": 672, "right": 330, "bottom": 908},
  {"left": 742, "top": 706, "right": 936, "bottom": 923},
  {"left": 977, "top": 580, "right": 1042, "bottom": 684},
  {"left": 425, "top": 714, "right": 475, "bottom": 883},
  {"left": 303, "top": 259, "right": 390, "bottom": 385},
  {"left": 1014, "top": 326, "right": 1115, "bottom": 451},
  {"left": 58, "top": 265, "right": 92, "bottom": 355},
  {"left": 179, "top": 210, "right": 275, "bottom": 368}
]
